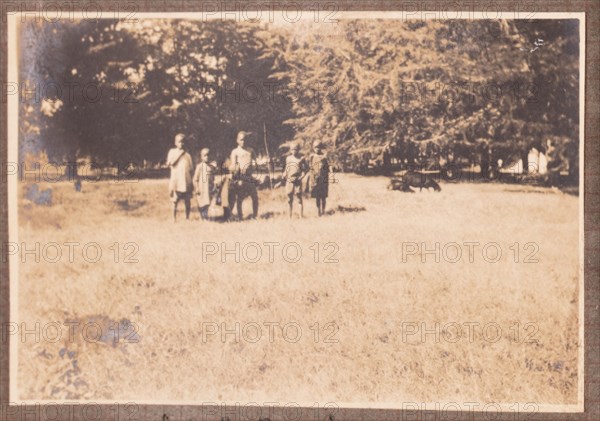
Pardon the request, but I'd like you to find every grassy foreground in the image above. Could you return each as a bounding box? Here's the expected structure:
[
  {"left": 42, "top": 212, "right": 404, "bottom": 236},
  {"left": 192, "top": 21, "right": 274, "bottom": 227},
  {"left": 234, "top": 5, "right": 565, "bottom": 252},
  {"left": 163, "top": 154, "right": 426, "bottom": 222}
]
[{"left": 16, "top": 174, "right": 580, "bottom": 406}]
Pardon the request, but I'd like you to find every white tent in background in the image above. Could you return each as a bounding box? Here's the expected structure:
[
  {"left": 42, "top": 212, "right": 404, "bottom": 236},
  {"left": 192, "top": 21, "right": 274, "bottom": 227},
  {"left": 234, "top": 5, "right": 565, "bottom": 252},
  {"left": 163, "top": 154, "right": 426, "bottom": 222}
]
[
  {"left": 528, "top": 147, "right": 548, "bottom": 174},
  {"left": 499, "top": 147, "right": 548, "bottom": 175},
  {"left": 500, "top": 158, "right": 524, "bottom": 175}
]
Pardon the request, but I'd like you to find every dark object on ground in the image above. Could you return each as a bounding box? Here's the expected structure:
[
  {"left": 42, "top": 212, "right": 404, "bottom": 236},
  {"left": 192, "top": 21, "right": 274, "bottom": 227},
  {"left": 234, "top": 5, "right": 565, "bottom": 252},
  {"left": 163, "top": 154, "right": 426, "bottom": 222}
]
[
  {"left": 388, "top": 171, "right": 441, "bottom": 192},
  {"left": 24, "top": 184, "right": 53, "bottom": 205},
  {"left": 387, "top": 178, "right": 413, "bottom": 192}
]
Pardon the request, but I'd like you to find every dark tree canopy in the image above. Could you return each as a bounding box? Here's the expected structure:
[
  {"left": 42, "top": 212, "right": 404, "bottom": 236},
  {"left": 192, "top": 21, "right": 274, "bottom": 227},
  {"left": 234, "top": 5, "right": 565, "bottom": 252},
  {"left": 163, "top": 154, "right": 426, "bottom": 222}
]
[{"left": 20, "top": 18, "right": 579, "bottom": 179}]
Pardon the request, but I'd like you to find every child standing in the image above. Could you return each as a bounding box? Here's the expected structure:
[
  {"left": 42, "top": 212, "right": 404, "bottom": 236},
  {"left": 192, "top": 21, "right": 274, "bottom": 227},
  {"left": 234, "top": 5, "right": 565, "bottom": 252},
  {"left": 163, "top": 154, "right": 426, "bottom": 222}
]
[
  {"left": 283, "top": 143, "right": 307, "bottom": 218},
  {"left": 309, "top": 140, "right": 330, "bottom": 216},
  {"left": 166, "top": 133, "right": 193, "bottom": 221},
  {"left": 193, "top": 148, "right": 216, "bottom": 220}
]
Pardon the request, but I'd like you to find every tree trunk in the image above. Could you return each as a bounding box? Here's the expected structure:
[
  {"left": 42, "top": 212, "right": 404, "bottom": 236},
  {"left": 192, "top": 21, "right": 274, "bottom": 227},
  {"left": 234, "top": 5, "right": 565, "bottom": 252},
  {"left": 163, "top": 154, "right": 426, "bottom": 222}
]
[
  {"left": 521, "top": 150, "right": 529, "bottom": 174},
  {"left": 480, "top": 146, "right": 490, "bottom": 179}
]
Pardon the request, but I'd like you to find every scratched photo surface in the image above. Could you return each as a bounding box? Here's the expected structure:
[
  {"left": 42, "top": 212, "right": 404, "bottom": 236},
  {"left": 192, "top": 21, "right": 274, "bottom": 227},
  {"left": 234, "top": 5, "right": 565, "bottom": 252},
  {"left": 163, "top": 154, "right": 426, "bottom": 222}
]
[{"left": 10, "top": 14, "right": 582, "bottom": 409}]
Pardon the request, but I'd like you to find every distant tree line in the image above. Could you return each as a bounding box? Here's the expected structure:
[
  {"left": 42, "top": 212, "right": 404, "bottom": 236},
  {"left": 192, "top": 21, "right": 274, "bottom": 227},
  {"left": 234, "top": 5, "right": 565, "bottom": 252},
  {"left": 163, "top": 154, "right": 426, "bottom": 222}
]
[{"left": 19, "top": 18, "right": 579, "bottom": 182}]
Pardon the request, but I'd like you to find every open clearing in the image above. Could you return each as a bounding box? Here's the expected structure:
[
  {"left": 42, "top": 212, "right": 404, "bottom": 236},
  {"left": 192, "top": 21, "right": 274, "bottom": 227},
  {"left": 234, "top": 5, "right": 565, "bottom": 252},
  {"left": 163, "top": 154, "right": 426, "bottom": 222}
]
[{"left": 16, "top": 174, "right": 580, "bottom": 405}]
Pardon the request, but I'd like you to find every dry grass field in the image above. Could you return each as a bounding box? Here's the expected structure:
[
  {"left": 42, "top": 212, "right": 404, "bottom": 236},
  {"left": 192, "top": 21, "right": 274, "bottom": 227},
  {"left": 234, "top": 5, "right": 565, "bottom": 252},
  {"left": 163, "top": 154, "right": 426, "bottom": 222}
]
[{"left": 15, "top": 174, "right": 580, "bottom": 406}]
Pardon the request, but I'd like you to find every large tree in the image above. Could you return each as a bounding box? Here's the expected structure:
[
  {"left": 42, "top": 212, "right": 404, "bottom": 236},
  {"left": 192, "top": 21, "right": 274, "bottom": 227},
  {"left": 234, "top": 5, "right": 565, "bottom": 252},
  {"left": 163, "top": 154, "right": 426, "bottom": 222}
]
[
  {"left": 277, "top": 19, "right": 579, "bottom": 179},
  {"left": 21, "top": 18, "right": 579, "bottom": 181}
]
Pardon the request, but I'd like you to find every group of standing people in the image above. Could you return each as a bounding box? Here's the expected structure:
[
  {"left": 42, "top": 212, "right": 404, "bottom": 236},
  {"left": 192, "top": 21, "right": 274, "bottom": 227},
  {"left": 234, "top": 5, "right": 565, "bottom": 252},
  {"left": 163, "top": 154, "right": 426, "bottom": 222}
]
[{"left": 166, "top": 131, "right": 330, "bottom": 222}]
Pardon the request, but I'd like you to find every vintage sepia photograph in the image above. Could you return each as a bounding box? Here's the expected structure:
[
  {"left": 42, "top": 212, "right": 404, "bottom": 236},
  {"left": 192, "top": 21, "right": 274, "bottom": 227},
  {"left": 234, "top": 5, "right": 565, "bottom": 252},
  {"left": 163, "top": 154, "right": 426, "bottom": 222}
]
[{"left": 4, "top": 3, "right": 589, "bottom": 418}]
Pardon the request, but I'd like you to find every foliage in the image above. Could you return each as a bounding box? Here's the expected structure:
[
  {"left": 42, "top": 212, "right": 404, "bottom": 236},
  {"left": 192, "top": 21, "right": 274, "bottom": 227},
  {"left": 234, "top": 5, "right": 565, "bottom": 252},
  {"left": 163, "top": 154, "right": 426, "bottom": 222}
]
[{"left": 21, "top": 18, "right": 579, "bottom": 178}]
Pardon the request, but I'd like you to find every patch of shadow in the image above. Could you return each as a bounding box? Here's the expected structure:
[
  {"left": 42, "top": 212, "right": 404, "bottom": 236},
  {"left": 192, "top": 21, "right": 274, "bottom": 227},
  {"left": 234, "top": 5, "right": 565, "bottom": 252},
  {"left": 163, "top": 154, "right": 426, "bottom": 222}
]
[
  {"left": 559, "top": 186, "right": 579, "bottom": 196},
  {"left": 504, "top": 189, "right": 546, "bottom": 195},
  {"left": 504, "top": 188, "right": 555, "bottom": 195},
  {"left": 259, "top": 211, "right": 286, "bottom": 220},
  {"left": 114, "top": 198, "right": 146, "bottom": 212},
  {"left": 24, "top": 184, "right": 52, "bottom": 205},
  {"left": 53, "top": 347, "right": 89, "bottom": 399},
  {"left": 549, "top": 360, "right": 565, "bottom": 372},
  {"left": 326, "top": 205, "right": 367, "bottom": 215},
  {"left": 95, "top": 316, "right": 140, "bottom": 345},
  {"left": 505, "top": 186, "right": 579, "bottom": 196},
  {"left": 65, "top": 314, "right": 140, "bottom": 347}
]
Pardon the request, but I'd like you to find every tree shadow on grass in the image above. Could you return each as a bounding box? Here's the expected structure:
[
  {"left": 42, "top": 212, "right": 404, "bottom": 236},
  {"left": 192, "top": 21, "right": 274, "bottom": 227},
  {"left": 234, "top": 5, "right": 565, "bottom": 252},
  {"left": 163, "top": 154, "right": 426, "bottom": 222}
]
[
  {"left": 502, "top": 186, "right": 579, "bottom": 196},
  {"left": 259, "top": 211, "right": 287, "bottom": 220},
  {"left": 259, "top": 206, "right": 367, "bottom": 219},
  {"left": 558, "top": 186, "right": 579, "bottom": 196},
  {"left": 114, "top": 199, "right": 146, "bottom": 212},
  {"left": 326, "top": 205, "right": 367, "bottom": 215}
]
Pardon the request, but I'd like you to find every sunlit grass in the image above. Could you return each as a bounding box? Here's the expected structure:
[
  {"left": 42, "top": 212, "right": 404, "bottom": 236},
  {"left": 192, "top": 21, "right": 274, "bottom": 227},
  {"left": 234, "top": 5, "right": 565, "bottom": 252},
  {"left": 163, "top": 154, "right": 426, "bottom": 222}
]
[{"left": 17, "top": 175, "right": 580, "bottom": 405}]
